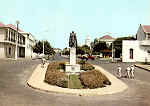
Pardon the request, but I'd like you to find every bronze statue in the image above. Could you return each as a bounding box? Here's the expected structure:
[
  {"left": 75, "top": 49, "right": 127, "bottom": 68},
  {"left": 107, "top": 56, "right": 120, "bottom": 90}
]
[{"left": 69, "top": 31, "right": 77, "bottom": 48}]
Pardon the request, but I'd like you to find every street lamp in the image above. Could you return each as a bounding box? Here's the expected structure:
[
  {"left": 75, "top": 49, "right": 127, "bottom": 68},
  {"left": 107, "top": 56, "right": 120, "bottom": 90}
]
[
  {"left": 43, "top": 40, "right": 44, "bottom": 57},
  {"left": 112, "top": 41, "right": 114, "bottom": 62},
  {"left": 36, "top": 30, "right": 48, "bottom": 57},
  {"left": 15, "top": 20, "right": 20, "bottom": 60}
]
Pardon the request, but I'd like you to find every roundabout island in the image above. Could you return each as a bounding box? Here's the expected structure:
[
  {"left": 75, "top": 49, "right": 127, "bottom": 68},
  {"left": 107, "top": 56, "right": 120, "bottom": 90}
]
[
  {"left": 27, "top": 31, "right": 128, "bottom": 96},
  {"left": 27, "top": 62, "right": 128, "bottom": 96}
]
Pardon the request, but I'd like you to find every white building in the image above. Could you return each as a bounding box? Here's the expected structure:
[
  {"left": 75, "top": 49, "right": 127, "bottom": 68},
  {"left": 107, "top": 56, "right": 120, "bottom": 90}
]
[
  {"left": 54, "top": 48, "right": 61, "bottom": 53},
  {"left": 99, "top": 35, "right": 115, "bottom": 45},
  {"left": 21, "top": 32, "right": 36, "bottom": 58},
  {"left": 85, "top": 35, "right": 90, "bottom": 47},
  {"left": 0, "top": 22, "right": 36, "bottom": 59},
  {"left": 122, "top": 24, "right": 150, "bottom": 62}
]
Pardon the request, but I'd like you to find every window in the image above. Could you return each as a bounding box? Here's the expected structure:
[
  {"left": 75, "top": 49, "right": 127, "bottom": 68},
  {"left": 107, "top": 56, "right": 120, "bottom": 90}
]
[
  {"left": 9, "top": 47, "right": 11, "bottom": 55},
  {"left": 5, "top": 29, "right": 8, "bottom": 40},
  {"left": 130, "top": 49, "right": 133, "bottom": 59}
]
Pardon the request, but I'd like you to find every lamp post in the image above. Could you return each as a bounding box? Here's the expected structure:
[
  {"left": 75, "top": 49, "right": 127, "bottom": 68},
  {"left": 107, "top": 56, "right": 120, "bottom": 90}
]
[
  {"left": 112, "top": 41, "right": 114, "bottom": 62},
  {"left": 43, "top": 40, "right": 44, "bottom": 57},
  {"left": 15, "top": 20, "right": 20, "bottom": 60},
  {"left": 36, "top": 30, "right": 48, "bottom": 57}
]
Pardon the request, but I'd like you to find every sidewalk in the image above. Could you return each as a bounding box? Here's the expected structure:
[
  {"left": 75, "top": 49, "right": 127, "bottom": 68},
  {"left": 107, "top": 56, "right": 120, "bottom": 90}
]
[
  {"left": 135, "top": 64, "right": 150, "bottom": 71},
  {"left": 27, "top": 63, "right": 128, "bottom": 96}
]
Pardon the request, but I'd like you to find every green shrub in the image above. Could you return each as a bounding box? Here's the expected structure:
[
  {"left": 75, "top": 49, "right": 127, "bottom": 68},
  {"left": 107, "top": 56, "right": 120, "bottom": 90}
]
[
  {"left": 44, "top": 62, "right": 67, "bottom": 87},
  {"left": 45, "top": 61, "right": 111, "bottom": 89},
  {"left": 56, "top": 77, "right": 68, "bottom": 88},
  {"left": 78, "top": 61, "right": 95, "bottom": 71},
  {"left": 80, "top": 70, "right": 111, "bottom": 89}
]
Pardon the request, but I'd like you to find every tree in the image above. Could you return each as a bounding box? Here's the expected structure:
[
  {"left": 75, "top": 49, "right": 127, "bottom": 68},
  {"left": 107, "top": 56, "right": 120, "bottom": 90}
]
[
  {"left": 33, "top": 41, "right": 43, "bottom": 54},
  {"left": 94, "top": 38, "right": 99, "bottom": 45},
  {"left": 76, "top": 45, "right": 91, "bottom": 55},
  {"left": 44, "top": 40, "right": 55, "bottom": 55},
  {"left": 77, "top": 46, "right": 85, "bottom": 55},
  {"left": 62, "top": 47, "right": 69, "bottom": 55},
  {"left": 114, "top": 36, "right": 136, "bottom": 58},
  {"left": 33, "top": 40, "right": 54, "bottom": 55},
  {"left": 82, "top": 45, "right": 91, "bottom": 55},
  {"left": 92, "top": 41, "right": 108, "bottom": 55}
]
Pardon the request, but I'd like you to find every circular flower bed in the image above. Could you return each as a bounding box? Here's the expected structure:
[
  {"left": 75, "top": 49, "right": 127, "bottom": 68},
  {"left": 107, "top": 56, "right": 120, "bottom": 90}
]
[{"left": 44, "top": 61, "right": 111, "bottom": 89}]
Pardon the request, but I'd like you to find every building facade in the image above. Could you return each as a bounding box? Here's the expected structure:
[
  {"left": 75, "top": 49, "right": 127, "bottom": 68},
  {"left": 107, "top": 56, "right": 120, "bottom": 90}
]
[
  {"left": 99, "top": 35, "right": 115, "bottom": 46},
  {"left": 0, "top": 22, "right": 36, "bottom": 59},
  {"left": 21, "top": 32, "right": 36, "bottom": 58},
  {"left": 122, "top": 24, "right": 150, "bottom": 62},
  {"left": 54, "top": 48, "right": 61, "bottom": 53}
]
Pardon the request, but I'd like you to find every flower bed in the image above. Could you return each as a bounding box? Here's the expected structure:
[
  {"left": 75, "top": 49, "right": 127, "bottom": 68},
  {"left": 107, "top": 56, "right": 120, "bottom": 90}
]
[
  {"left": 80, "top": 70, "right": 111, "bottom": 89},
  {"left": 44, "top": 62, "right": 68, "bottom": 88},
  {"left": 44, "top": 62, "right": 111, "bottom": 89}
]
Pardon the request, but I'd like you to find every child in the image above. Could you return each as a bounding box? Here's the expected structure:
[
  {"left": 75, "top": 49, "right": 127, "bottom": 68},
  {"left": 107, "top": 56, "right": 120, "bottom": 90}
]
[
  {"left": 130, "top": 65, "right": 135, "bottom": 79},
  {"left": 117, "top": 65, "right": 122, "bottom": 78},
  {"left": 126, "top": 65, "right": 131, "bottom": 78},
  {"left": 41, "top": 57, "right": 46, "bottom": 68}
]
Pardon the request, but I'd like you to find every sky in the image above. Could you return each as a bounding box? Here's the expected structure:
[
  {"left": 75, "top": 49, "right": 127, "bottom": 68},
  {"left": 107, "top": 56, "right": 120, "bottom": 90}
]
[{"left": 0, "top": 0, "right": 150, "bottom": 49}]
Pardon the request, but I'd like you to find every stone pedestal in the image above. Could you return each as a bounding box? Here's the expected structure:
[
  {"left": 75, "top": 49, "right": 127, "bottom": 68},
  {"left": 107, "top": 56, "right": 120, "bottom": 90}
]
[
  {"left": 70, "top": 48, "right": 76, "bottom": 65},
  {"left": 65, "top": 64, "right": 80, "bottom": 74},
  {"left": 65, "top": 47, "right": 81, "bottom": 74}
]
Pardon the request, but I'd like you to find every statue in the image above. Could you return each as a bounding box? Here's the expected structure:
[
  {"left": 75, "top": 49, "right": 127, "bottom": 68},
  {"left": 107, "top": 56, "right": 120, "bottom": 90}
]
[
  {"left": 69, "top": 31, "right": 77, "bottom": 48},
  {"left": 65, "top": 31, "right": 80, "bottom": 74}
]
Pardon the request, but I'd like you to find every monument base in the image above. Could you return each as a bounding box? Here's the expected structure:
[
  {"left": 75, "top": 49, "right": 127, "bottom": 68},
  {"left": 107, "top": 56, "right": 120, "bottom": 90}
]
[{"left": 65, "top": 64, "right": 80, "bottom": 74}]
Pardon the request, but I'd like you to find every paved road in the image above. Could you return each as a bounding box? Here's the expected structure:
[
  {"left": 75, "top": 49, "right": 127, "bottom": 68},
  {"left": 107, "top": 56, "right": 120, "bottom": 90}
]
[{"left": 0, "top": 57, "right": 150, "bottom": 106}]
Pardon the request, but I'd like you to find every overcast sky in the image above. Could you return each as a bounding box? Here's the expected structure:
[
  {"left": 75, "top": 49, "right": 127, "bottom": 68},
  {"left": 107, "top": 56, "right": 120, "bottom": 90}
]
[{"left": 0, "top": 0, "right": 149, "bottom": 49}]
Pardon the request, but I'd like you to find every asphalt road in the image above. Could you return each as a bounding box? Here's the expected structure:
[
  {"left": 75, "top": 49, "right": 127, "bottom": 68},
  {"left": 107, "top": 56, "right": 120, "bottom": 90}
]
[{"left": 0, "top": 57, "right": 150, "bottom": 106}]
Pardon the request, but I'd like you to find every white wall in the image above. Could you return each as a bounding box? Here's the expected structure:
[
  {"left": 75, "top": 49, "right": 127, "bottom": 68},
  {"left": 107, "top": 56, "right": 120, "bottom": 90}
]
[
  {"left": 0, "top": 29, "right": 5, "bottom": 42},
  {"left": 122, "top": 40, "right": 150, "bottom": 62},
  {"left": 0, "top": 43, "right": 5, "bottom": 58},
  {"left": 22, "top": 33, "right": 35, "bottom": 58},
  {"left": 122, "top": 40, "right": 139, "bottom": 62},
  {"left": 0, "top": 29, "right": 5, "bottom": 58},
  {"left": 138, "top": 46, "right": 150, "bottom": 62}
]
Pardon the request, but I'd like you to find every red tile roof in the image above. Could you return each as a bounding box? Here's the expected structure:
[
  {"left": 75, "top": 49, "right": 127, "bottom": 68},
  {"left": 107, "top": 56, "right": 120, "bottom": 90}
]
[
  {"left": 142, "top": 25, "right": 150, "bottom": 33},
  {"left": 0, "top": 22, "right": 5, "bottom": 27},
  {"left": 99, "top": 35, "right": 114, "bottom": 40},
  {"left": 6, "top": 24, "right": 24, "bottom": 32}
]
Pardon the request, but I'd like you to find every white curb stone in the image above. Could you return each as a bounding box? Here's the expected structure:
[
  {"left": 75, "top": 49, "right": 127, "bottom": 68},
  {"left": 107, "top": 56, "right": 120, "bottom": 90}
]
[{"left": 27, "top": 63, "right": 128, "bottom": 96}]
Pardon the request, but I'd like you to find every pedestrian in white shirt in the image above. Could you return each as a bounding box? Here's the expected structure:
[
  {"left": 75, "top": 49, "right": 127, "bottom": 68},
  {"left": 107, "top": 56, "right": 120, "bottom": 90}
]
[
  {"left": 130, "top": 65, "right": 135, "bottom": 79},
  {"left": 117, "top": 65, "right": 122, "bottom": 78},
  {"left": 126, "top": 65, "right": 131, "bottom": 78}
]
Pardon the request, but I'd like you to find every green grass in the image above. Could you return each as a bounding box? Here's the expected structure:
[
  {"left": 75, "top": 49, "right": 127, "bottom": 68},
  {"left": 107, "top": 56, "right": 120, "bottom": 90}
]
[{"left": 68, "top": 74, "right": 83, "bottom": 89}]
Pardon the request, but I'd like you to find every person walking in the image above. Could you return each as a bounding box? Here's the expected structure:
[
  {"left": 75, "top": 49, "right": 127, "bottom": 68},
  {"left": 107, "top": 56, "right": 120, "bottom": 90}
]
[
  {"left": 41, "top": 57, "right": 46, "bottom": 68},
  {"left": 126, "top": 65, "right": 131, "bottom": 78},
  {"left": 130, "top": 64, "right": 135, "bottom": 79},
  {"left": 117, "top": 65, "right": 122, "bottom": 78}
]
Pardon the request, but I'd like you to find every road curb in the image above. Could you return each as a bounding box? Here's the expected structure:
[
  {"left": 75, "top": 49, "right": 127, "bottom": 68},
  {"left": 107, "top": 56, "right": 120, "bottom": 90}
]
[
  {"left": 135, "top": 64, "right": 150, "bottom": 72},
  {"left": 27, "top": 63, "right": 128, "bottom": 96}
]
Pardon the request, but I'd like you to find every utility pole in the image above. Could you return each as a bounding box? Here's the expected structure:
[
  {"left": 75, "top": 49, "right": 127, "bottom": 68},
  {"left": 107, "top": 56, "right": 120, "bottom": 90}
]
[{"left": 15, "top": 20, "right": 20, "bottom": 60}]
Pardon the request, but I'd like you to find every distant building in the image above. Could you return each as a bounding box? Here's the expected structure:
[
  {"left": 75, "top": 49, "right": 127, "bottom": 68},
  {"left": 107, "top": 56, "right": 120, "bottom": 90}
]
[
  {"left": 0, "top": 22, "right": 36, "bottom": 59},
  {"left": 78, "top": 43, "right": 82, "bottom": 47},
  {"left": 122, "top": 24, "right": 150, "bottom": 62},
  {"left": 85, "top": 35, "right": 90, "bottom": 47},
  {"left": 99, "top": 35, "right": 115, "bottom": 45},
  {"left": 54, "top": 48, "right": 61, "bottom": 53}
]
